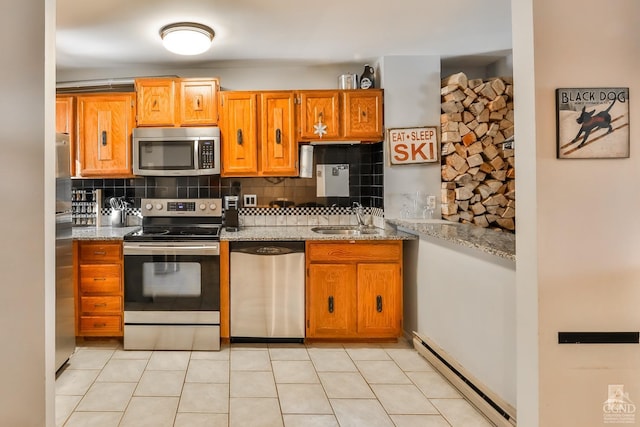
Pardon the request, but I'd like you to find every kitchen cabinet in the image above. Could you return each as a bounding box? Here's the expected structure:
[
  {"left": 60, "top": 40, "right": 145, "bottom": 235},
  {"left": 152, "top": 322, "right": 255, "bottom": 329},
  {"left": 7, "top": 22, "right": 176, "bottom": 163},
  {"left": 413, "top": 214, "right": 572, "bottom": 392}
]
[
  {"left": 75, "top": 240, "right": 123, "bottom": 337},
  {"left": 220, "top": 91, "right": 297, "bottom": 177},
  {"left": 135, "top": 77, "right": 219, "bottom": 127},
  {"left": 305, "top": 240, "right": 402, "bottom": 339},
  {"left": 298, "top": 91, "right": 341, "bottom": 140},
  {"left": 297, "top": 89, "right": 383, "bottom": 142},
  {"left": 77, "top": 93, "right": 135, "bottom": 177},
  {"left": 56, "top": 94, "right": 77, "bottom": 176}
]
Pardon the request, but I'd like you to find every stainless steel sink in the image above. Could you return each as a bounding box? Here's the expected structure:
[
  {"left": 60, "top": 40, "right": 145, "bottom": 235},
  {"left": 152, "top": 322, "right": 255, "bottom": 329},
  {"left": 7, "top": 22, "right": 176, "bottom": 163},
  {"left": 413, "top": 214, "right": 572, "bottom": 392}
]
[{"left": 310, "top": 226, "right": 379, "bottom": 235}]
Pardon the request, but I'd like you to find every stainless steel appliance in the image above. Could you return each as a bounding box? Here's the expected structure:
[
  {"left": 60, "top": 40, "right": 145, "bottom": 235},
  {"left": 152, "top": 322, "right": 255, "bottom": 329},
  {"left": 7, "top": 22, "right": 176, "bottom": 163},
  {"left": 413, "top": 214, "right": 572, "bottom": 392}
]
[
  {"left": 223, "top": 195, "right": 239, "bottom": 232},
  {"left": 123, "top": 198, "right": 223, "bottom": 350},
  {"left": 55, "top": 133, "right": 75, "bottom": 372},
  {"left": 132, "top": 127, "right": 220, "bottom": 176},
  {"left": 230, "top": 241, "right": 305, "bottom": 342}
]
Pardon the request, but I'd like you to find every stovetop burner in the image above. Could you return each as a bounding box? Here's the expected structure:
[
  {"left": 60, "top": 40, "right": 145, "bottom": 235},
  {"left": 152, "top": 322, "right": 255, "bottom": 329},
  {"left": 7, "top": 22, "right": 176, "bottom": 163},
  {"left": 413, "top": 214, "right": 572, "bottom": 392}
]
[{"left": 124, "top": 198, "right": 223, "bottom": 242}]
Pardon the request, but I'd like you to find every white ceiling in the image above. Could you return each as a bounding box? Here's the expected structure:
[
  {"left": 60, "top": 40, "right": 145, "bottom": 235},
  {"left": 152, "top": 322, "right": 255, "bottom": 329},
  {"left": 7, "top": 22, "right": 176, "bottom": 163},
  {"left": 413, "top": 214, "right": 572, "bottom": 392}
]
[{"left": 56, "top": 0, "right": 513, "bottom": 72}]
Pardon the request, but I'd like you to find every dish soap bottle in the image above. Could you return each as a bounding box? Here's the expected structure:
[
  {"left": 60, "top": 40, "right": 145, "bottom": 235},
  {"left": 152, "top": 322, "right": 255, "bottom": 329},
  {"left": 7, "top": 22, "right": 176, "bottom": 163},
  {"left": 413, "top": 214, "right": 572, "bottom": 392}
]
[{"left": 360, "top": 64, "right": 375, "bottom": 89}]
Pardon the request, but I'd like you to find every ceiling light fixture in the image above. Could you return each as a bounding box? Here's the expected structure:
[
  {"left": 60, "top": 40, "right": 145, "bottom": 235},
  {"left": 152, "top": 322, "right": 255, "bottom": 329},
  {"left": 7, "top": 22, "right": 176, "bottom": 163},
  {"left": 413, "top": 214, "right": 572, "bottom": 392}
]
[{"left": 159, "top": 22, "right": 215, "bottom": 56}]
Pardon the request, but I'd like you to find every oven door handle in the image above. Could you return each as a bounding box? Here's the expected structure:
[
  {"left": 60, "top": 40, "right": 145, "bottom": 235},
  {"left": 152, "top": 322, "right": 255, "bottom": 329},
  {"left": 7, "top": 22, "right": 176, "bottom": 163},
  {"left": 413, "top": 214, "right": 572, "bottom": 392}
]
[{"left": 123, "top": 243, "right": 220, "bottom": 256}]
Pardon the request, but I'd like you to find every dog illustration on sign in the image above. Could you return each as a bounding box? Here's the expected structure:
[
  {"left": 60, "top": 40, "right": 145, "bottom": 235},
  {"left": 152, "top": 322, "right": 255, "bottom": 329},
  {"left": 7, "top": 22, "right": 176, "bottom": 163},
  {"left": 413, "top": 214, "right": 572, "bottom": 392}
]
[
  {"left": 556, "top": 87, "right": 629, "bottom": 159},
  {"left": 571, "top": 98, "right": 615, "bottom": 147}
]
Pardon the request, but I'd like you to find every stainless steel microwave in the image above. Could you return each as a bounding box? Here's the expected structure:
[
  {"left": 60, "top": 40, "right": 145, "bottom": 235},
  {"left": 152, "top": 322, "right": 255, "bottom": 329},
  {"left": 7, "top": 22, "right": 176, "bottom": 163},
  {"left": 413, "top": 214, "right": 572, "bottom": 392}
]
[{"left": 132, "top": 127, "right": 220, "bottom": 176}]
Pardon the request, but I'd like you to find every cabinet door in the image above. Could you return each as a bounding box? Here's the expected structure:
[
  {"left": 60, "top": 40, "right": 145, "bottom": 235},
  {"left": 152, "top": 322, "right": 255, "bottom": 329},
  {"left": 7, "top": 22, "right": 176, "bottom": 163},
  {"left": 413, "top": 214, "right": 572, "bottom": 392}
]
[
  {"left": 56, "top": 95, "right": 77, "bottom": 176},
  {"left": 220, "top": 92, "right": 258, "bottom": 176},
  {"left": 179, "top": 78, "right": 219, "bottom": 126},
  {"left": 307, "top": 264, "right": 356, "bottom": 337},
  {"left": 356, "top": 263, "right": 402, "bottom": 336},
  {"left": 343, "top": 90, "right": 383, "bottom": 140},
  {"left": 260, "top": 92, "right": 297, "bottom": 176},
  {"left": 77, "top": 94, "right": 135, "bottom": 177},
  {"left": 135, "top": 78, "right": 177, "bottom": 126},
  {"left": 298, "top": 91, "right": 340, "bottom": 140}
]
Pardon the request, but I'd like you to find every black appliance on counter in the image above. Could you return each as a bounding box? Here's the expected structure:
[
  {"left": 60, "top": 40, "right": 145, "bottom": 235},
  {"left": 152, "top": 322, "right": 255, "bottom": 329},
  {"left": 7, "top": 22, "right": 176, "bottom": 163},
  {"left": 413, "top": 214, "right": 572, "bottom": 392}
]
[{"left": 123, "top": 198, "right": 222, "bottom": 351}]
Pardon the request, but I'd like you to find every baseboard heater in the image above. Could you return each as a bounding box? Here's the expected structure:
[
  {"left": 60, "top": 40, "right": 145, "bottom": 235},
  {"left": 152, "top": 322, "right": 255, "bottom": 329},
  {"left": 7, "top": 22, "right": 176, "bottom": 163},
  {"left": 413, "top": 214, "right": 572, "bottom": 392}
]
[{"left": 412, "top": 332, "right": 516, "bottom": 427}]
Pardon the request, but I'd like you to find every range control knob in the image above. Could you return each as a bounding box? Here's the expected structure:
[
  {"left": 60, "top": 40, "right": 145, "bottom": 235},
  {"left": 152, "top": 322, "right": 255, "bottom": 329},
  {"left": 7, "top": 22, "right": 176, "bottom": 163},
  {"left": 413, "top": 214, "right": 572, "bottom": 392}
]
[
  {"left": 209, "top": 203, "right": 217, "bottom": 211},
  {"left": 199, "top": 203, "right": 207, "bottom": 211},
  {"left": 155, "top": 203, "right": 163, "bottom": 211},
  {"left": 145, "top": 203, "right": 153, "bottom": 210}
]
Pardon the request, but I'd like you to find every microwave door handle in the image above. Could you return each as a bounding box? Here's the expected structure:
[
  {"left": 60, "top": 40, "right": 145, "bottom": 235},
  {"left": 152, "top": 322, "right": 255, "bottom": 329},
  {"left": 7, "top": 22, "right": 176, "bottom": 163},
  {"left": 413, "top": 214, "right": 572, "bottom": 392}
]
[{"left": 194, "top": 139, "right": 200, "bottom": 168}]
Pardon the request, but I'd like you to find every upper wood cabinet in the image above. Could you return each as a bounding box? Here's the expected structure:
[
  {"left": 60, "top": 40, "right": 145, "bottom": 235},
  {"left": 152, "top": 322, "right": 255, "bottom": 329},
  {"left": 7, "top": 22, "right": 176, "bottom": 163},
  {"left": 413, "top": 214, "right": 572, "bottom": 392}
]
[
  {"left": 77, "top": 93, "right": 135, "bottom": 177},
  {"left": 179, "top": 79, "right": 219, "bottom": 126},
  {"left": 342, "top": 90, "right": 383, "bottom": 140},
  {"left": 220, "top": 91, "right": 259, "bottom": 176},
  {"left": 260, "top": 92, "right": 297, "bottom": 176},
  {"left": 297, "top": 89, "right": 383, "bottom": 142},
  {"left": 135, "top": 77, "right": 219, "bottom": 127},
  {"left": 298, "top": 91, "right": 341, "bottom": 140},
  {"left": 56, "top": 95, "right": 77, "bottom": 176},
  {"left": 220, "top": 90, "right": 298, "bottom": 177}
]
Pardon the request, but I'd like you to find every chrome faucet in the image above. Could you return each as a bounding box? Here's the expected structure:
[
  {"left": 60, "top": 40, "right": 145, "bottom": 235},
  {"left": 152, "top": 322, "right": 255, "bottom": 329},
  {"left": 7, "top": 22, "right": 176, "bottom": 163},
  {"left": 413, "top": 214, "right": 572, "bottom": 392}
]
[{"left": 352, "top": 202, "right": 366, "bottom": 228}]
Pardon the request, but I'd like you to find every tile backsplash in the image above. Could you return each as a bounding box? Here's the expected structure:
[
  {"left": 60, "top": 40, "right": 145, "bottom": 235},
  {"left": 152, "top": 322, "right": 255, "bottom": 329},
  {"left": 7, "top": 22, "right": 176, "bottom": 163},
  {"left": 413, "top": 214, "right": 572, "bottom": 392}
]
[{"left": 72, "top": 142, "right": 384, "bottom": 211}]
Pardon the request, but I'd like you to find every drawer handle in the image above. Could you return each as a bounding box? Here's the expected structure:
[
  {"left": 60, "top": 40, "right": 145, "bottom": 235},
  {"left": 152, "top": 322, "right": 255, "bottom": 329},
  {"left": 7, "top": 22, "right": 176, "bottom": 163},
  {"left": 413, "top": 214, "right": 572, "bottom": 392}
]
[
  {"left": 93, "top": 277, "right": 106, "bottom": 281},
  {"left": 328, "top": 296, "right": 334, "bottom": 313},
  {"left": 94, "top": 303, "right": 107, "bottom": 308},
  {"left": 94, "top": 251, "right": 106, "bottom": 255},
  {"left": 94, "top": 323, "right": 107, "bottom": 328},
  {"left": 376, "top": 295, "right": 383, "bottom": 313}
]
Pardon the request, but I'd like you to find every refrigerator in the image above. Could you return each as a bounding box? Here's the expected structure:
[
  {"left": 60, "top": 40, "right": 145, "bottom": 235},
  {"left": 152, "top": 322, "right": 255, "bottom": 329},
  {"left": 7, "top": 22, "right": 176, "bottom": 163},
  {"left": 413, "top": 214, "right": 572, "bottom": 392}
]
[{"left": 55, "top": 133, "right": 75, "bottom": 372}]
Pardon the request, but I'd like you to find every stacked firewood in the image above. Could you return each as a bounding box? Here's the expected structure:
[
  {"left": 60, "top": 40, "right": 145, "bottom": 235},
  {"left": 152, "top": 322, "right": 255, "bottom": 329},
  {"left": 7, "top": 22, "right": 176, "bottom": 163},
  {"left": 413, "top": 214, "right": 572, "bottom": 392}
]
[{"left": 440, "top": 72, "right": 515, "bottom": 232}]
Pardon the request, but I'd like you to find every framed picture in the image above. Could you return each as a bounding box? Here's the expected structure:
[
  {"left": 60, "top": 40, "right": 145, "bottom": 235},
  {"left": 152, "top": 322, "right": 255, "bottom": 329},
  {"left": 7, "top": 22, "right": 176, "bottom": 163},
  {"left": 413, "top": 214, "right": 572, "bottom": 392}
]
[{"left": 556, "top": 88, "right": 629, "bottom": 159}]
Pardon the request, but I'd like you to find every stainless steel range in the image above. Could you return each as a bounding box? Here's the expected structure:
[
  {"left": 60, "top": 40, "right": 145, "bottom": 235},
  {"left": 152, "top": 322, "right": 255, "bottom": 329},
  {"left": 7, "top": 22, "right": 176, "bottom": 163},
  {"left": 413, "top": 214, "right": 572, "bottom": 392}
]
[{"left": 123, "top": 198, "right": 222, "bottom": 351}]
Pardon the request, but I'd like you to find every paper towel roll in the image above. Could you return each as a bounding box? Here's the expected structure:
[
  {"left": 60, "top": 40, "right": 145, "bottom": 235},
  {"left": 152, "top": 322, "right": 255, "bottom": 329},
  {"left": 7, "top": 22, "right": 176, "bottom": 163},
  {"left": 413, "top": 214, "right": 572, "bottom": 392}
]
[{"left": 299, "top": 145, "right": 314, "bottom": 178}]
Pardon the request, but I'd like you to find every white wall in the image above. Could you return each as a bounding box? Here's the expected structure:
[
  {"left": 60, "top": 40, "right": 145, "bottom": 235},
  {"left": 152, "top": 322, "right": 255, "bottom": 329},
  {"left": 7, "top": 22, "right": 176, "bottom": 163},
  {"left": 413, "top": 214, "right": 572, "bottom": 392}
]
[
  {"left": 57, "top": 62, "right": 369, "bottom": 91},
  {"left": 415, "top": 236, "right": 516, "bottom": 407},
  {"left": 514, "top": 0, "right": 640, "bottom": 425},
  {"left": 378, "top": 56, "right": 442, "bottom": 219},
  {"left": 0, "top": 0, "right": 56, "bottom": 425}
]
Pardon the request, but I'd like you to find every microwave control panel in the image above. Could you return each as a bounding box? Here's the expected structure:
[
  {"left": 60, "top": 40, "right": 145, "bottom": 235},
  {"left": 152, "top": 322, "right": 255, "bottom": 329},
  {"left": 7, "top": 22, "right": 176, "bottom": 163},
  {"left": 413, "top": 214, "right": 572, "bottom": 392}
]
[{"left": 199, "top": 141, "right": 215, "bottom": 169}]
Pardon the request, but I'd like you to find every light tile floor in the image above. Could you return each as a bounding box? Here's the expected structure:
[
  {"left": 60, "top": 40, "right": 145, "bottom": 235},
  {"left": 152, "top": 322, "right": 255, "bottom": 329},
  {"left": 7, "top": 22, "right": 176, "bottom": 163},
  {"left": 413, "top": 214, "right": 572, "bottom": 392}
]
[{"left": 56, "top": 339, "right": 494, "bottom": 427}]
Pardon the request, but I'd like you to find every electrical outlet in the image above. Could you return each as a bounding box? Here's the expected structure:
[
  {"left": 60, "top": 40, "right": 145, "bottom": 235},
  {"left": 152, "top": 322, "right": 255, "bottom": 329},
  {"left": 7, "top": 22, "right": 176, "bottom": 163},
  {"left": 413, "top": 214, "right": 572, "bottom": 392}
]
[{"left": 243, "top": 194, "right": 257, "bottom": 207}]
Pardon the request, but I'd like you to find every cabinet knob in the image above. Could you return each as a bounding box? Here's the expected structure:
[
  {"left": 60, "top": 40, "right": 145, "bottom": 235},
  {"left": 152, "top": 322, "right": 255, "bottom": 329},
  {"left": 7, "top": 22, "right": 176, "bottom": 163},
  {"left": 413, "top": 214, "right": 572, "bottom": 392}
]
[
  {"left": 94, "top": 251, "right": 106, "bottom": 255},
  {"left": 376, "top": 295, "right": 383, "bottom": 312},
  {"left": 328, "top": 296, "right": 334, "bottom": 313},
  {"left": 101, "top": 131, "right": 107, "bottom": 146},
  {"left": 275, "top": 128, "right": 281, "bottom": 144},
  {"left": 94, "top": 303, "right": 107, "bottom": 308},
  {"left": 236, "top": 129, "right": 243, "bottom": 145}
]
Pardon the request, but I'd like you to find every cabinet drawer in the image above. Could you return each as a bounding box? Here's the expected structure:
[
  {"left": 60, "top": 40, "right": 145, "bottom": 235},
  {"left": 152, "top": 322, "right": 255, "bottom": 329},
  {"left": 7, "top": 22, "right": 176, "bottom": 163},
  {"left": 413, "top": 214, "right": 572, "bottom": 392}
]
[
  {"left": 307, "top": 241, "right": 402, "bottom": 263},
  {"left": 80, "top": 296, "right": 122, "bottom": 314},
  {"left": 79, "top": 315, "right": 122, "bottom": 336},
  {"left": 79, "top": 264, "right": 121, "bottom": 293},
  {"left": 79, "top": 242, "right": 122, "bottom": 263}
]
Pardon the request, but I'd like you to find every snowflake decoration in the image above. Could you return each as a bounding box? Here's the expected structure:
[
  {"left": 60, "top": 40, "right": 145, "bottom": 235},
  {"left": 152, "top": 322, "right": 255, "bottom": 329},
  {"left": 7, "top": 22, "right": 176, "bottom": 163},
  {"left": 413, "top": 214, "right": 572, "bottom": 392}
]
[{"left": 313, "top": 120, "right": 328, "bottom": 138}]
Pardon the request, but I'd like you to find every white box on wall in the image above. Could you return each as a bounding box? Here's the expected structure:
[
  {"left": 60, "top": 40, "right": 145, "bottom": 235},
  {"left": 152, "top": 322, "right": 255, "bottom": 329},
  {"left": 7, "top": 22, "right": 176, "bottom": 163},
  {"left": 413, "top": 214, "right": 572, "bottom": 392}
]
[{"left": 316, "top": 164, "right": 349, "bottom": 197}]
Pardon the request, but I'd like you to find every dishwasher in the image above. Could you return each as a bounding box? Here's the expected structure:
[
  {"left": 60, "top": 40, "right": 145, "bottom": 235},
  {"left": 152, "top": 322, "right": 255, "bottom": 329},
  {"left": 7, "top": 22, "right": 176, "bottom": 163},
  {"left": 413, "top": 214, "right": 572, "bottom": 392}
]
[{"left": 230, "top": 241, "right": 305, "bottom": 342}]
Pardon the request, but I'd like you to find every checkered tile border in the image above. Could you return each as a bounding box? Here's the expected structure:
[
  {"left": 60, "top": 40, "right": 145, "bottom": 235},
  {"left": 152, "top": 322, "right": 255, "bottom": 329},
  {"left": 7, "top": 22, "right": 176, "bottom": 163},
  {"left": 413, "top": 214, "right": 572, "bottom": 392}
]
[{"left": 238, "top": 206, "right": 382, "bottom": 217}]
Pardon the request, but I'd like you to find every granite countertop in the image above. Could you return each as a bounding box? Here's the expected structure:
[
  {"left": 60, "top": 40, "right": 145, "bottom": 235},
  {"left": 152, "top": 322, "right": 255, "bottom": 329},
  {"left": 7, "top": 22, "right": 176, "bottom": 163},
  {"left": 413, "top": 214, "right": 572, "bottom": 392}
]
[
  {"left": 220, "top": 225, "right": 417, "bottom": 241},
  {"left": 72, "top": 226, "right": 140, "bottom": 240},
  {"left": 387, "top": 219, "right": 516, "bottom": 261}
]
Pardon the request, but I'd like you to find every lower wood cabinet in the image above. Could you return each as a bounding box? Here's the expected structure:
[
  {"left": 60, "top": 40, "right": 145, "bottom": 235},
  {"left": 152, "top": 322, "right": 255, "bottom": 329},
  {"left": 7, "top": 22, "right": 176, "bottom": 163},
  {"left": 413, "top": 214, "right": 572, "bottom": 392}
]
[
  {"left": 75, "top": 240, "right": 124, "bottom": 337},
  {"left": 305, "top": 241, "right": 402, "bottom": 339}
]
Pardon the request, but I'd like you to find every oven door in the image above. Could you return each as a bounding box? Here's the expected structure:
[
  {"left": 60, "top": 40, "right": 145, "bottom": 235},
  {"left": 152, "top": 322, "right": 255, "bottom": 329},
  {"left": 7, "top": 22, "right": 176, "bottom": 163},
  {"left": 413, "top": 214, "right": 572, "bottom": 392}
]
[{"left": 123, "top": 242, "right": 220, "bottom": 312}]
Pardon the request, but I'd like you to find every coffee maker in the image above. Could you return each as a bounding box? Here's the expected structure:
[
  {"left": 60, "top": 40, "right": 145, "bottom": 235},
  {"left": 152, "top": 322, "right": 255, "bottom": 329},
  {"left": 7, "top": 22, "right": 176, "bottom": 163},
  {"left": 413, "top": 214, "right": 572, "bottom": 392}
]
[{"left": 224, "top": 195, "right": 239, "bottom": 231}]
